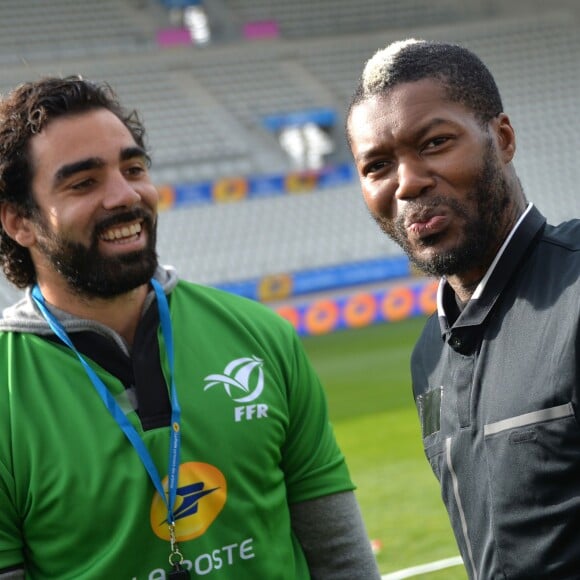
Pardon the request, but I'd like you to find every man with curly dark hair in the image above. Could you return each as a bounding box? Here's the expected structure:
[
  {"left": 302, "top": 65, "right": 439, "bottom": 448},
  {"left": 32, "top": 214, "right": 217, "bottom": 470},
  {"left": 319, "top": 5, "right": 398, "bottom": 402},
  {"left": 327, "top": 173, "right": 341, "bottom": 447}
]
[{"left": 0, "top": 76, "right": 380, "bottom": 580}]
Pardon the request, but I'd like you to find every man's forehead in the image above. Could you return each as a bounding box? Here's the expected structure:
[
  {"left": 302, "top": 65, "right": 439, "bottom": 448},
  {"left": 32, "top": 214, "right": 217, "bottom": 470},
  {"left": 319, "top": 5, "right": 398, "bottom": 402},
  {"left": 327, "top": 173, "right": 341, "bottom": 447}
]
[
  {"left": 29, "top": 109, "right": 140, "bottom": 181},
  {"left": 351, "top": 81, "right": 473, "bottom": 130},
  {"left": 30, "top": 110, "right": 135, "bottom": 154}
]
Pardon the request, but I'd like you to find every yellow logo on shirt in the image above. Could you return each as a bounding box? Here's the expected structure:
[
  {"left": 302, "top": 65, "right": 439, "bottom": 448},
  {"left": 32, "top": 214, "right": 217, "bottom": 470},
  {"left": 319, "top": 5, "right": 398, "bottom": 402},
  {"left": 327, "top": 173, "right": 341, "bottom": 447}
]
[{"left": 150, "top": 462, "right": 227, "bottom": 541}]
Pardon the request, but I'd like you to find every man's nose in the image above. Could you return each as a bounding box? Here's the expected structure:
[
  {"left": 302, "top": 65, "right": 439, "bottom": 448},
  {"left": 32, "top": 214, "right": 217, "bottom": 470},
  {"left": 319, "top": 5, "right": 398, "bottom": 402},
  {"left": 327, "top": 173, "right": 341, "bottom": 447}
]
[
  {"left": 395, "top": 158, "right": 435, "bottom": 200},
  {"left": 102, "top": 173, "right": 142, "bottom": 209}
]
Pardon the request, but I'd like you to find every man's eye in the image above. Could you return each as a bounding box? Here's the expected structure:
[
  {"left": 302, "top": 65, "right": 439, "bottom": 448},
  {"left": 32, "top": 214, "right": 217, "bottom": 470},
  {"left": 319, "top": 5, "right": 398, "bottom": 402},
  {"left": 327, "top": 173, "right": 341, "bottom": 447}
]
[
  {"left": 424, "top": 136, "right": 449, "bottom": 150},
  {"left": 71, "top": 178, "right": 95, "bottom": 190},
  {"left": 126, "top": 164, "right": 147, "bottom": 177},
  {"left": 365, "top": 160, "right": 389, "bottom": 175}
]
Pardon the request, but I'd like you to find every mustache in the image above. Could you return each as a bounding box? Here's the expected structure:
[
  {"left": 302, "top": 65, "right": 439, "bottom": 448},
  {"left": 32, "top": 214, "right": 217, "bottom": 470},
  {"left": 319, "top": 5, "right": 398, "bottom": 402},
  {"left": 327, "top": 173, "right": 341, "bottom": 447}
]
[
  {"left": 397, "top": 196, "right": 469, "bottom": 224},
  {"left": 371, "top": 198, "right": 443, "bottom": 229}
]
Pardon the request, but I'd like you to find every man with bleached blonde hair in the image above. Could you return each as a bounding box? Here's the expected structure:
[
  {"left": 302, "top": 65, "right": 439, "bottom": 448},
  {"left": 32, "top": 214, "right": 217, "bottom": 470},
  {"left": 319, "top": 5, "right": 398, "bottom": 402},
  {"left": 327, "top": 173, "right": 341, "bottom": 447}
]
[{"left": 347, "top": 39, "right": 580, "bottom": 579}]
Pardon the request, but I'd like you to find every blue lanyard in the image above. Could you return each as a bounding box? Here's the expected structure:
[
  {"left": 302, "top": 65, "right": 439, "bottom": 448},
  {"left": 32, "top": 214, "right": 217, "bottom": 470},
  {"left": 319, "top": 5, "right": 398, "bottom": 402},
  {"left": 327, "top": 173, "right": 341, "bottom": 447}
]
[{"left": 31, "top": 279, "right": 182, "bottom": 526}]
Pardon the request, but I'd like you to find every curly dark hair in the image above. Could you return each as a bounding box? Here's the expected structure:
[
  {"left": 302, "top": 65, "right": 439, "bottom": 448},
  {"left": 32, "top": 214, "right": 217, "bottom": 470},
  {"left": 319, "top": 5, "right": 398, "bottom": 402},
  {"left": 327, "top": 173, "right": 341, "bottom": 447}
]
[
  {"left": 346, "top": 39, "right": 504, "bottom": 142},
  {"left": 0, "top": 75, "right": 148, "bottom": 288}
]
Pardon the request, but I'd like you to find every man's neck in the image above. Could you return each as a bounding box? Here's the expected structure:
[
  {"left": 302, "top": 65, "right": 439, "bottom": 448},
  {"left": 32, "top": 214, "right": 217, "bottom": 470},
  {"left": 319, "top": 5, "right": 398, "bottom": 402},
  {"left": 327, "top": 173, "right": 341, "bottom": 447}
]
[
  {"left": 446, "top": 197, "right": 529, "bottom": 303},
  {"left": 446, "top": 275, "right": 481, "bottom": 304},
  {"left": 36, "top": 281, "right": 149, "bottom": 346}
]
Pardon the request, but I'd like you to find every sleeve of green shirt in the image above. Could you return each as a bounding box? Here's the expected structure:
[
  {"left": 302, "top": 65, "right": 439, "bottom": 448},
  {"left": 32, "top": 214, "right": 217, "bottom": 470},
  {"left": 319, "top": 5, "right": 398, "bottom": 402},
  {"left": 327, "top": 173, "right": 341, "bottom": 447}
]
[
  {"left": 0, "top": 447, "right": 24, "bottom": 573},
  {"left": 279, "top": 330, "right": 380, "bottom": 578},
  {"left": 281, "top": 329, "right": 355, "bottom": 503}
]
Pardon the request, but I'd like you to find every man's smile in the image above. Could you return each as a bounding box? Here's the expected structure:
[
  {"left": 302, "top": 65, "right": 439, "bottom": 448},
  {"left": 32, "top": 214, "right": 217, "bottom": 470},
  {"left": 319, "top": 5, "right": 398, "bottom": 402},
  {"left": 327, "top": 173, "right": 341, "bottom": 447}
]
[{"left": 99, "top": 220, "right": 143, "bottom": 242}]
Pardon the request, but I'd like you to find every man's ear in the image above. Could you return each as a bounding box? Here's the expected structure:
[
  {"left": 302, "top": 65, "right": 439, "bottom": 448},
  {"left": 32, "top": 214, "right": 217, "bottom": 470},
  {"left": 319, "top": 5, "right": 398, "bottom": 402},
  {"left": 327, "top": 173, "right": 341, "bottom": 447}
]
[
  {"left": 493, "top": 113, "right": 516, "bottom": 164},
  {"left": 0, "top": 202, "right": 37, "bottom": 247}
]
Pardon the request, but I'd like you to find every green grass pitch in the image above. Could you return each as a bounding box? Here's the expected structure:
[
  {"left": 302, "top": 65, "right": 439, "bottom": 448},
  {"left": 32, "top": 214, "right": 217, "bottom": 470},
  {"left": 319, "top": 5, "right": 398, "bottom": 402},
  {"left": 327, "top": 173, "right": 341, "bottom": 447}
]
[{"left": 301, "top": 317, "right": 468, "bottom": 578}]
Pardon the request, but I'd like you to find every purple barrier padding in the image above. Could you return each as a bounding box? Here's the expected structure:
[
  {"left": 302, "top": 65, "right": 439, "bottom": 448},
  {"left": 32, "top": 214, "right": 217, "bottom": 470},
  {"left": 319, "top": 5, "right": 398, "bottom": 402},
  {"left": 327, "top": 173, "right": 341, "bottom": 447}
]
[
  {"left": 243, "top": 20, "right": 280, "bottom": 40},
  {"left": 156, "top": 27, "right": 192, "bottom": 47},
  {"left": 273, "top": 279, "right": 439, "bottom": 336}
]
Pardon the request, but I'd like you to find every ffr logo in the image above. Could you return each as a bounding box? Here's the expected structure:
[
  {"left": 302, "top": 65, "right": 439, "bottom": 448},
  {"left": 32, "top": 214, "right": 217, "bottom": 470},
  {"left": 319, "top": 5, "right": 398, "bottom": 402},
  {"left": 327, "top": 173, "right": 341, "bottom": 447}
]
[{"left": 234, "top": 403, "right": 268, "bottom": 422}]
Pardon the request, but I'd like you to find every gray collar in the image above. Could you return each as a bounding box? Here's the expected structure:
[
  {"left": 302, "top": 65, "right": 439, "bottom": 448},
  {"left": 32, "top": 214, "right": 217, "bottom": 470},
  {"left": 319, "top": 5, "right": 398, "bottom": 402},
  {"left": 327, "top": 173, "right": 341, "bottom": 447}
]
[{"left": 0, "top": 265, "right": 180, "bottom": 353}]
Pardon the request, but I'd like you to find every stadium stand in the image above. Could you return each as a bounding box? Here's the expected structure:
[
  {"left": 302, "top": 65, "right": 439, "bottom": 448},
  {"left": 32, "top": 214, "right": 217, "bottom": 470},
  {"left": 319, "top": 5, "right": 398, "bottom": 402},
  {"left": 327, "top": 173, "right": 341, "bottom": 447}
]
[
  {"left": 0, "top": 0, "right": 159, "bottom": 63},
  {"left": 155, "top": 183, "right": 396, "bottom": 285},
  {"left": 0, "top": 1, "right": 579, "bottom": 309},
  {"left": 219, "top": 0, "right": 477, "bottom": 39}
]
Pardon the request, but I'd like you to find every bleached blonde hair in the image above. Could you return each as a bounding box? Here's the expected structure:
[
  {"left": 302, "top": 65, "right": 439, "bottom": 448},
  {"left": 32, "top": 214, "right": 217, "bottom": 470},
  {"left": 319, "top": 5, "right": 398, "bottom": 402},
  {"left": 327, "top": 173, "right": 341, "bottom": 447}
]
[{"left": 346, "top": 38, "right": 504, "bottom": 137}]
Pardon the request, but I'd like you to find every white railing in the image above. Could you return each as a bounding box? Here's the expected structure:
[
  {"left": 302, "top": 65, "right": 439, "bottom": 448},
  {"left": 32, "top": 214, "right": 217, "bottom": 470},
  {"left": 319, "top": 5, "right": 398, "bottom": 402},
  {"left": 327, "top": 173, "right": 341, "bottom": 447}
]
[{"left": 382, "top": 556, "right": 464, "bottom": 579}]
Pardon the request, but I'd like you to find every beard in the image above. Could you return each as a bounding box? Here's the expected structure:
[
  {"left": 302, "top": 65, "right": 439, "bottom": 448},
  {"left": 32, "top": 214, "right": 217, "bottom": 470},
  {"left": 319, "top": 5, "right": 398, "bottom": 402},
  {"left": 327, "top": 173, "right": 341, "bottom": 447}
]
[
  {"left": 33, "top": 208, "right": 159, "bottom": 299},
  {"left": 374, "top": 139, "right": 512, "bottom": 278}
]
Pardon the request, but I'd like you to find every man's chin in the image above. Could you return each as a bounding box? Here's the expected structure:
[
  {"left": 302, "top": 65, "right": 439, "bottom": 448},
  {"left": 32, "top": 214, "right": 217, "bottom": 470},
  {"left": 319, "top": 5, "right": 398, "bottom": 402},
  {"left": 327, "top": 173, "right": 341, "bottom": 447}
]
[
  {"left": 409, "top": 247, "right": 461, "bottom": 278},
  {"left": 65, "top": 257, "right": 158, "bottom": 299},
  {"left": 70, "top": 276, "right": 151, "bottom": 299}
]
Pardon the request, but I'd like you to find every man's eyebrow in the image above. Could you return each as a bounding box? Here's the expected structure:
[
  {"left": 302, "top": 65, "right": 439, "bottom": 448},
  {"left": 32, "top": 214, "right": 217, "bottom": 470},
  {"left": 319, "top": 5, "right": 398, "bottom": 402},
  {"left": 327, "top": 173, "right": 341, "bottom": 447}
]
[
  {"left": 53, "top": 157, "right": 105, "bottom": 188},
  {"left": 414, "top": 117, "right": 454, "bottom": 140},
  {"left": 52, "top": 147, "right": 150, "bottom": 188},
  {"left": 354, "top": 117, "right": 458, "bottom": 163},
  {"left": 121, "top": 146, "right": 150, "bottom": 165}
]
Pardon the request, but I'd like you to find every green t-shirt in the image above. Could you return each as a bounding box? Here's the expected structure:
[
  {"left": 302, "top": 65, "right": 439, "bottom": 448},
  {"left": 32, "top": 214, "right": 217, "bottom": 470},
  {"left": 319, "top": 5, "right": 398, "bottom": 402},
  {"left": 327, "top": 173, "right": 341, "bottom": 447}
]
[{"left": 0, "top": 282, "right": 353, "bottom": 579}]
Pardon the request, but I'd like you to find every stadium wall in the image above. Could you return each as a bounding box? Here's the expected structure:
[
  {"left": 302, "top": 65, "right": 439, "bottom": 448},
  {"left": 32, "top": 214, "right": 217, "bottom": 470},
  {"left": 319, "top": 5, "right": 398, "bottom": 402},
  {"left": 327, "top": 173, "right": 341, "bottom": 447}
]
[
  {"left": 155, "top": 163, "right": 437, "bottom": 336},
  {"left": 156, "top": 162, "right": 356, "bottom": 208},
  {"left": 272, "top": 277, "right": 437, "bottom": 337}
]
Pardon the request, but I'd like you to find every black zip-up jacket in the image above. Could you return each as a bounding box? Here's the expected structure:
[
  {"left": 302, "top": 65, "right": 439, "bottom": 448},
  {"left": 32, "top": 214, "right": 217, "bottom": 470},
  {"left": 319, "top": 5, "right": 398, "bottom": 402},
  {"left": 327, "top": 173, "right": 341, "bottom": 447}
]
[{"left": 411, "top": 205, "right": 580, "bottom": 579}]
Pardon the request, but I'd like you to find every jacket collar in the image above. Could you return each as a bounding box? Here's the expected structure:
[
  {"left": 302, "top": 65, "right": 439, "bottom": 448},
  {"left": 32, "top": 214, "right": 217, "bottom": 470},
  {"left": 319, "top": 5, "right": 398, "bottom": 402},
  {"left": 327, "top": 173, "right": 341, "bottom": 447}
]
[{"left": 437, "top": 204, "right": 546, "bottom": 338}]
